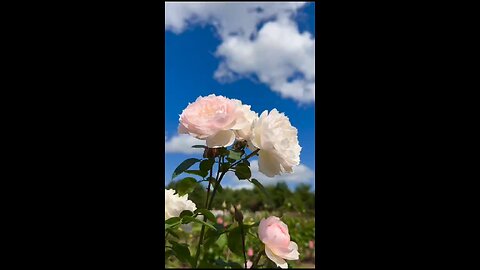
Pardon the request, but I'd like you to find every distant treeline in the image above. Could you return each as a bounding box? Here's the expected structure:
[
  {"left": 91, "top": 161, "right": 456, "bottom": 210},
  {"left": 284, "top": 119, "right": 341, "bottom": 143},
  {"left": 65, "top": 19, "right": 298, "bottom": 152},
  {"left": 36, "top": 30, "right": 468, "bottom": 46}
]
[{"left": 165, "top": 181, "right": 315, "bottom": 214}]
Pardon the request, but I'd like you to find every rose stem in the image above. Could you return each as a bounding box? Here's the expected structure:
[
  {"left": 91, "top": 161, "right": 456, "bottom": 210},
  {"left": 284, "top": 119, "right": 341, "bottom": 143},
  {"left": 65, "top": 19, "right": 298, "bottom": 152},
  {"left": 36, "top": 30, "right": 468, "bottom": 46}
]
[
  {"left": 239, "top": 216, "right": 247, "bottom": 269},
  {"left": 195, "top": 148, "right": 260, "bottom": 267},
  {"left": 194, "top": 155, "right": 220, "bottom": 268},
  {"left": 251, "top": 250, "right": 265, "bottom": 269},
  {"left": 207, "top": 149, "right": 260, "bottom": 210}
]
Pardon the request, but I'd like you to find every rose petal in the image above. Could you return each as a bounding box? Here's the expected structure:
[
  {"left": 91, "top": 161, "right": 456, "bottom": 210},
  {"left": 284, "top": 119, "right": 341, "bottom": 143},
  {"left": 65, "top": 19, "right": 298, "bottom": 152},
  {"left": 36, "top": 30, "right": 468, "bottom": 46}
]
[
  {"left": 258, "top": 217, "right": 281, "bottom": 242},
  {"left": 265, "top": 246, "right": 288, "bottom": 269},
  {"left": 270, "top": 241, "right": 299, "bottom": 260},
  {"left": 206, "top": 130, "right": 235, "bottom": 148},
  {"left": 258, "top": 150, "right": 282, "bottom": 177}
]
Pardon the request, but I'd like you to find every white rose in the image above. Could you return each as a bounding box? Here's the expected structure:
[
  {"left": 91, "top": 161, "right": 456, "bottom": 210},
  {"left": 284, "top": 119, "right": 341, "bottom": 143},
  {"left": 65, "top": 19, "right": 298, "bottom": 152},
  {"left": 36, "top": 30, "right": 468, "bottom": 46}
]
[
  {"left": 165, "top": 189, "right": 197, "bottom": 220},
  {"left": 249, "top": 109, "right": 301, "bottom": 177},
  {"left": 232, "top": 100, "right": 258, "bottom": 141}
]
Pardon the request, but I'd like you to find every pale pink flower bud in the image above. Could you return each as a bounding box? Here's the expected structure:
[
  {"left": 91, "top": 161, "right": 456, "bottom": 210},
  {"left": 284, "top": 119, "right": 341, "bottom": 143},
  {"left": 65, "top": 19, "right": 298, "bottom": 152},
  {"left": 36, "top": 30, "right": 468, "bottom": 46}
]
[
  {"left": 247, "top": 248, "right": 254, "bottom": 257},
  {"left": 258, "top": 216, "right": 299, "bottom": 269}
]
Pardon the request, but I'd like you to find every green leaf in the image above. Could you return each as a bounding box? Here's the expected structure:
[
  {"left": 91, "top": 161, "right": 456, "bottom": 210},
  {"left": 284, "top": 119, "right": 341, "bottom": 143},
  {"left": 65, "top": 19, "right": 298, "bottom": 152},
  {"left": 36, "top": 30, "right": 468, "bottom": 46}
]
[
  {"left": 166, "top": 228, "right": 179, "bottom": 239},
  {"left": 203, "top": 228, "right": 222, "bottom": 249},
  {"left": 179, "top": 210, "right": 194, "bottom": 218},
  {"left": 194, "top": 208, "right": 216, "bottom": 222},
  {"left": 217, "top": 183, "right": 223, "bottom": 193},
  {"left": 176, "top": 177, "right": 197, "bottom": 196},
  {"left": 191, "top": 145, "right": 207, "bottom": 149},
  {"left": 220, "top": 163, "right": 230, "bottom": 173},
  {"left": 165, "top": 217, "right": 182, "bottom": 230},
  {"left": 228, "top": 150, "right": 243, "bottom": 160},
  {"left": 250, "top": 178, "right": 268, "bottom": 197},
  {"left": 165, "top": 217, "right": 181, "bottom": 224},
  {"left": 165, "top": 249, "right": 175, "bottom": 259},
  {"left": 227, "top": 225, "right": 244, "bottom": 256},
  {"left": 171, "top": 241, "right": 194, "bottom": 267},
  {"left": 207, "top": 177, "right": 223, "bottom": 193},
  {"left": 207, "top": 176, "right": 216, "bottom": 185},
  {"left": 242, "top": 159, "right": 250, "bottom": 166},
  {"left": 172, "top": 158, "right": 200, "bottom": 179},
  {"left": 184, "top": 169, "right": 208, "bottom": 178},
  {"left": 181, "top": 216, "right": 217, "bottom": 231},
  {"left": 200, "top": 158, "right": 215, "bottom": 172},
  {"left": 234, "top": 163, "right": 251, "bottom": 179}
]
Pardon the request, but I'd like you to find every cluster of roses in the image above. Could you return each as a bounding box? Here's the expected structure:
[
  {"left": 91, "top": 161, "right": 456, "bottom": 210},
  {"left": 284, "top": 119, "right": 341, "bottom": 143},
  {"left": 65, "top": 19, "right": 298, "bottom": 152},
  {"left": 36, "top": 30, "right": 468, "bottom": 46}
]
[
  {"left": 178, "top": 94, "right": 301, "bottom": 177},
  {"left": 166, "top": 94, "right": 302, "bottom": 268}
]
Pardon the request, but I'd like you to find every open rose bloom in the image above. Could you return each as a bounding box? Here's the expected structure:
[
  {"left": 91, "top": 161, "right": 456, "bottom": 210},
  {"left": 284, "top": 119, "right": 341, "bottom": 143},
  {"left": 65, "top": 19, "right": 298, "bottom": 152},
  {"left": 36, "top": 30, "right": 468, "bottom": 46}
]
[
  {"left": 249, "top": 109, "right": 301, "bottom": 177},
  {"left": 178, "top": 94, "right": 257, "bottom": 148},
  {"left": 164, "top": 189, "right": 196, "bottom": 220},
  {"left": 258, "top": 216, "right": 299, "bottom": 268}
]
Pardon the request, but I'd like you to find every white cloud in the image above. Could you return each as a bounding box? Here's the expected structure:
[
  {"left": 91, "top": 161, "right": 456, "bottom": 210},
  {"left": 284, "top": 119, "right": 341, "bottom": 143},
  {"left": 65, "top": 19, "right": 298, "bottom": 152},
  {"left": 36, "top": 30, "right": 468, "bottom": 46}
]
[
  {"left": 229, "top": 182, "right": 254, "bottom": 190},
  {"left": 215, "top": 18, "right": 315, "bottom": 103},
  {"left": 222, "top": 160, "right": 314, "bottom": 189},
  {"left": 165, "top": 2, "right": 315, "bottom": 104},
  {"left": 165, "top": 2, "right": 306, "bottom": 38},
  {"left": 249, "top": 160, "right": 314, "bottom": 185},
  {"left": 165, "top": 134, "right": 206, "bottom": 154}
]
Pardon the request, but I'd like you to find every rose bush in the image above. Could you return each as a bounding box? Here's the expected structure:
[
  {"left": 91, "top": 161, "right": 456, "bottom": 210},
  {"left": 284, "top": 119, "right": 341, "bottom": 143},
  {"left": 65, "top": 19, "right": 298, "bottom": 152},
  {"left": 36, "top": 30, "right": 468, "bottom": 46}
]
[{"left": 165, "top": 94, "right": 308, "bottom": 269}]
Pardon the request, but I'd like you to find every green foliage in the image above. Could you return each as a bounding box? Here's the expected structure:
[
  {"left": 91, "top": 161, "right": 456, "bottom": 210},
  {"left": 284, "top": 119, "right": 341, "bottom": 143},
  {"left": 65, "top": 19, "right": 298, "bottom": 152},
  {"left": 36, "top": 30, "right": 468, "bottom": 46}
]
[
  {"left": 194, "top": 208, "right": 216, "bottom": 223},
  {"left": 227, "top": 225, "right": 244, "bottom": 257},
  {"left": 170, "top": 240, "right": 195, "bottom": 267},
  {"left": 234, "top": 163, "right": 251, "bottom": 179},
  {"left": 187, "top": 182, "right": 315, "bottom": 213},
  {"left": 165, "top": 148, "right": 315, "bottom": 269},
  {"left": 179, "top": 210, "right": 194, "bottom": 218},
  {"left": 176, "top": 177, "right": 197, "bottom": 195},
  {"left": 165, "top": 217, "right": 181, "bottom": 230},
  {"left": 200, "top": 158, "right": 215, "bottom": 172},
  {"left": 228, "top": 150, "right": 243, "bottom": 160},
  {"left": 182, "top": 216, "right": 217, "bottom": 231},
  {"left": 184, "top": 169, "right": 209, "bottom": 178},
  {"left": 172, "top": 158, "right": 201, "bottom": 179}
]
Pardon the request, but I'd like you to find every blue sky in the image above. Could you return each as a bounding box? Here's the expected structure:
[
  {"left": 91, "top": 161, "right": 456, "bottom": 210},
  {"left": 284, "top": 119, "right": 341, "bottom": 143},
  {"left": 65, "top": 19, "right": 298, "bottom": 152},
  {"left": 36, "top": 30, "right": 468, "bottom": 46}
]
[{"left": 165, "top": 3, "right": 315, "bottom": 191}]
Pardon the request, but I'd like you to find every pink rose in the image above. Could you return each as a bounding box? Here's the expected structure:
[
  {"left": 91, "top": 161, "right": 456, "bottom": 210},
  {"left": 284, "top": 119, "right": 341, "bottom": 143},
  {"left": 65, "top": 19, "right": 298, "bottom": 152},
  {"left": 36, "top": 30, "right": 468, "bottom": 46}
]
[
  {"left": 309, "top": 240, "right": 315, "bottom": 249},
  {"left": 247, "top": 247, "right": 254, "bottom": 257},
  {"left": 216, "top": 216, "right": 224, "bottom": 224},
  {"left": 246, "top": 260, "right": 253, "bottom": 269},
  {"left": 258, "top": 216, "right": 299, "bottom": 269},
  {"left": 178, "top": 94, "right": 257, "bottom": 148}
]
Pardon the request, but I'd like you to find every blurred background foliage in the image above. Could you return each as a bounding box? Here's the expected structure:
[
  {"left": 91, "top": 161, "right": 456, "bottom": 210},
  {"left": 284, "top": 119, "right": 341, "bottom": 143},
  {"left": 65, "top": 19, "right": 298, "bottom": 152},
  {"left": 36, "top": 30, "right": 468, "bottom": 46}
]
[
  {"left": 165, "top": 181, "right": 316, "bottom": 268},
  {"left": 165, "top": 181, "right": 315, "bottom": 215}
]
